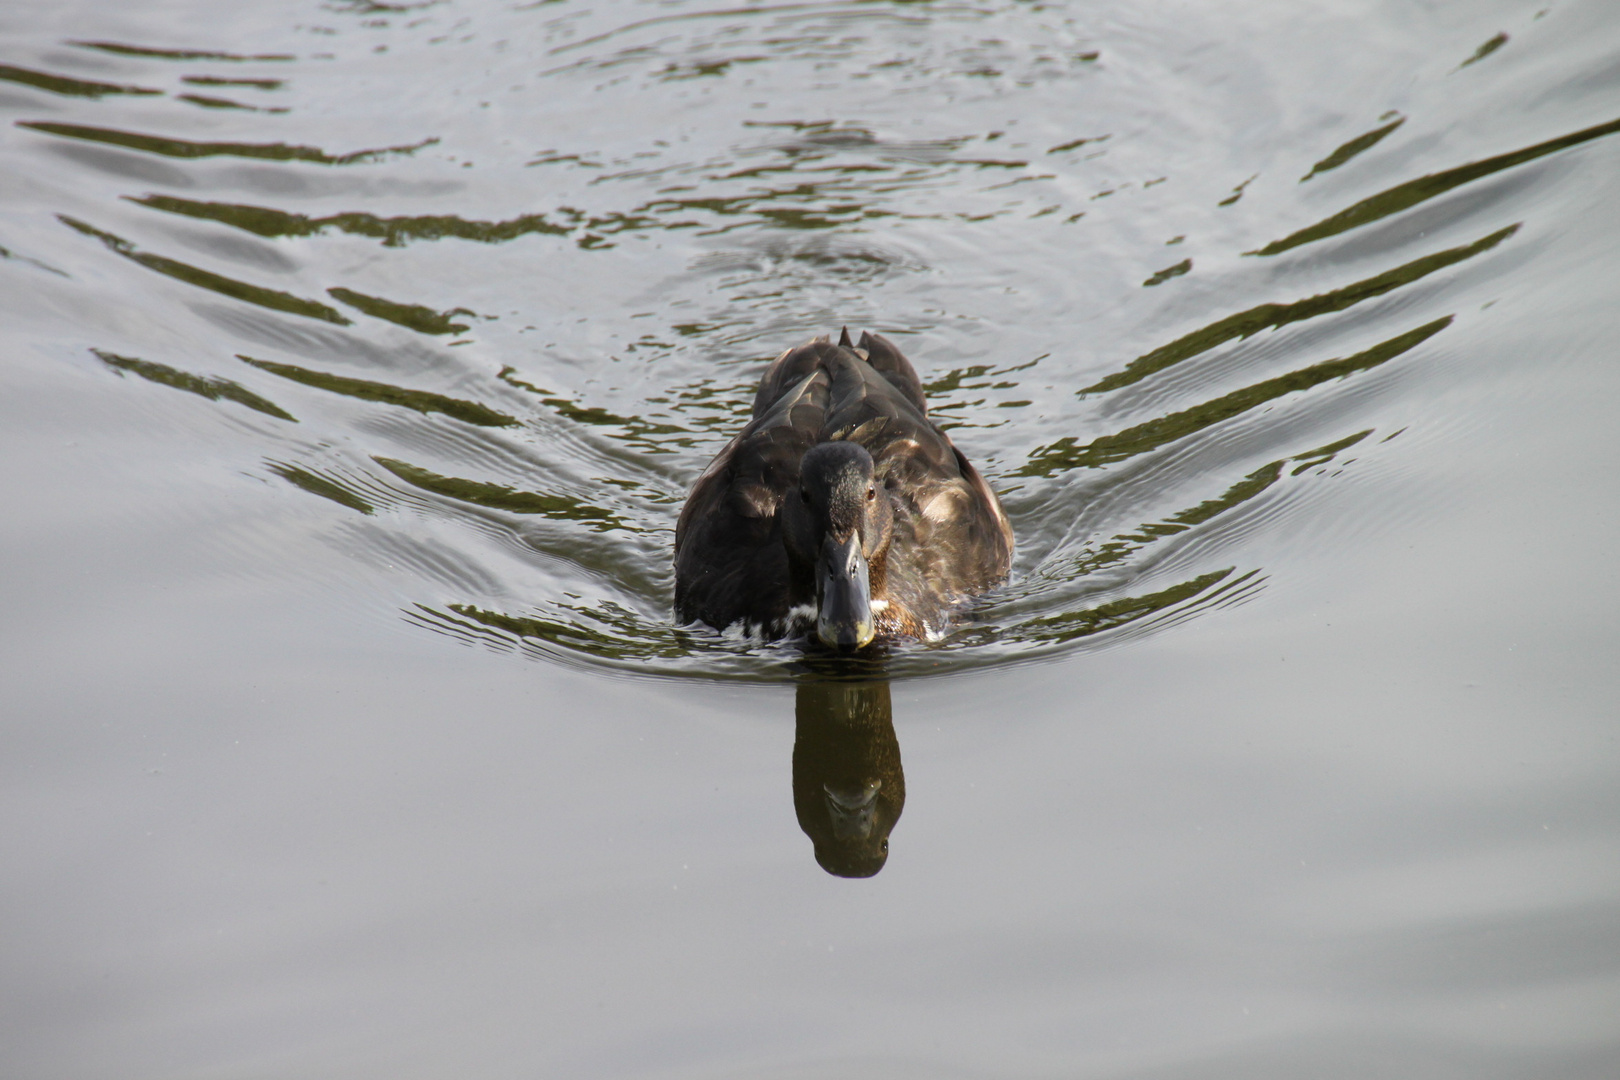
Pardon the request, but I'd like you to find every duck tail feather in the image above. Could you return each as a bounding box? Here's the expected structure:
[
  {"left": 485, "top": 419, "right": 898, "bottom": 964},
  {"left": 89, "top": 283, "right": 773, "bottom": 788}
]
[{"left": 854, "top": 331, "right": 928, "bottom": 416}]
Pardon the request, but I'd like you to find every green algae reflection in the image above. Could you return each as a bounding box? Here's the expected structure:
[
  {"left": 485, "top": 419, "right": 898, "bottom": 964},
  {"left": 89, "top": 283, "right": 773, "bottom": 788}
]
[
  {"left": 1300, "top": 115, "right": 1405, "bottom": 182},
  {"left": 238, "top": 357, "right": 517, "bottom": 427},
  {"left": 94, "top": 349, "right": 296, "bottom": 421},
  {"left": 177, "top": 93, "right": 287, "bottom": 114},
  {"left": 268, "top": 462, "right": 374, "bottom": 515},
  {"left": 327, "top": 287, "right": 473, "bottom": 335},
  {"left": 1459, "top": 33, "right": 1509, "bottom": 69},
  {"left": 62, "top": 216, "right": 350, "bottom": 325},
  {"left": 181, "top": 76, "right": 285, "bottom": 89},
  {"left": 1252, "top": 116, "right": 1620, "bottom": 256},
  {"left": 131, "top": 194, "right": 576, "bottom": 248},
  {"left": 1023, "top": 317, "right": 1451, "bottom": 477},
  {"left": 1143, "top": 258, "right": 1191, "bottom": 287},
  {"left": 416, "top": 566, "right": 1260, "bottom": 678},
  {"left": 68, "top": 40, "right": 295, "bottom": 61},
  {"left": 1084, "top": 225, "right": 1515, "bottom": 394},
  {"left": 497, "top": 367, "right": 695, "bottom": 455},
  {"left": 19, "top": 121, "right": 435, "bottom": 165},
  {"left": 428, "top": 602, "right": 691, "bottom": 664},
  {"left": 0, "top": 64, "right": 161, "bottom": 98},
  {"left": 1014, "top": 568, "right": 1250, "bottom": 647},
  {"left": 1055, "top": 431, "right": 1371, "bottom": 580},
  {"left": 373, "top": 457, "right": 629, "bottom": 532}
]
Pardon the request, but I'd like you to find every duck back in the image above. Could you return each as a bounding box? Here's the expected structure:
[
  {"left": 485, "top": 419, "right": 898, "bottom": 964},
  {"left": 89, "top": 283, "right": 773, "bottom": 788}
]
[{"left": 675, "top": 331, "right": 1012, "bottom": 641}]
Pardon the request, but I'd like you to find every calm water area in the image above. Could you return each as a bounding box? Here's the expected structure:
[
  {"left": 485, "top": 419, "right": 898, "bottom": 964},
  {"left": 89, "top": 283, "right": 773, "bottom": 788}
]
[{"left": 3, "top": 0, "right": 1619, "bottom": 1076}]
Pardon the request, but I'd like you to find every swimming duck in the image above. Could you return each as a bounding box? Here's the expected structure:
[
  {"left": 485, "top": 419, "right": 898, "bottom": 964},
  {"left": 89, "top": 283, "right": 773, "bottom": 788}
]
[{"left": 674, "top": 329, "right": 1013, "bottom": 649}]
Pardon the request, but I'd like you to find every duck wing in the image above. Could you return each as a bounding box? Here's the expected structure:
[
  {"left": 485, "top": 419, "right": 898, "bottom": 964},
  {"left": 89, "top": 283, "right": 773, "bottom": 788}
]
[{"left": 674, "top": 349, "right": 828, "bottom": 633}]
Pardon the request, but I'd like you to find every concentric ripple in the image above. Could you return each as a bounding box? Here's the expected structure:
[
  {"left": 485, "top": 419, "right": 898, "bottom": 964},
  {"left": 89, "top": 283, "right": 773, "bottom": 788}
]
[{"left": 8, "top": 0, "right": 1609, "bottom": 681}]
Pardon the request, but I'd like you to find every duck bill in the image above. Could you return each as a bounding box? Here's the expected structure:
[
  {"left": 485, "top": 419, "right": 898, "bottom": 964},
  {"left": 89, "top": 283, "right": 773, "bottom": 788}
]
[
  {"left": 816, "top": 532, "right": 875, "bottom": 650},
  {"left": 824, "top": 779, "right": 883, "bottom": 840}
]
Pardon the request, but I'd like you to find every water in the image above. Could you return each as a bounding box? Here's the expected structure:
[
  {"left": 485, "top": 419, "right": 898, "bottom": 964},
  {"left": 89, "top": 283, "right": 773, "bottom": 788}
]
[{"left": 3, "top": 0, "right": 1618, "bottom": 1076}]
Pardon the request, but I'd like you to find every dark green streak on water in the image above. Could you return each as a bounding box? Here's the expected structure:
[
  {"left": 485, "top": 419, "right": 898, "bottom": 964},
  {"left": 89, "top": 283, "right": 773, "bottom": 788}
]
[
  {"left": 18, "top": 122, "right": 435, "bottom": 165},
  {"left": 430, "top": 603, "right": 687, "bottom": 662},
  {"left": 497, "top": 368, "right": 692, "bottom": 452},
  {"left": 658, "top": 56, "right": 768, "bottom": 81},
  {"left": 373, "top": 458, "right": 627, "bottom": 531},
  {"left": 638, "top": 186, "right": 894, "bottom": 232},
  {"left": 924, "top": 364, "right": 994, "bottom": 395},
  {"left": 1018, "top": 568, "right": 1238, "bottom": 646},
  {"left": 94, "top": 348, "right": 296, "bottom": 421},
  {"left": 1218, "top": 176, "right": 1255, "bottom": 207},
  {"left": 181, "top": 76, "right": 285, "bottom": 89},
  {"left": 717, "top": 159, "right": 887, "bottom": 183},
  {"left": 1459, "top": 33, "right": 1509, "bottom": 69},
  {"left": 69, "top": 40, "right": 295, "bottom": 61},
  {"left": 1143, "top": 259, "right": 1191, "bottom": 287},
  {"left": 1022, "top": 318, "right": 1450, "bottom": 477},
  {"left": 0, "top": 243, "right": 67, "bottom": 276},
  {"left": 129, "top": 195, "right": 571, "bottom": 247},
  {"left": 1048, "top": 135, "right": 1108, "bottom": 154},
  {"left": 1085, "top": 226, "right": 1515, "bottom": 394},
  {"left": 1073, "top": 431, "right": 1371, "bottom": 576},
  {"left": 923, "top": 354, "right": 1041, "bottom": 398},
  {"left": 239, "top": 357, "right": 517, "bottom": 427},
  {"left": 177, "top": 93, "right": 285, "bottom": 113},
  {"left": 422, "top": 566, "right": 1254, "bottom": 674},
  {"left": 328, "top": 287, "right": 472, "bottom": 335},
  {"left": 1301, "top": 116, "right": 1405, "bottom": 181},
  {"left": 0, "top": 64, "right": 161, "bottom": 98},
  {"left": 547, "top": 3, "right": 831, "bottom": 57},
  {"left": 1253, "top": 116, "right": 1620, "bottom": 255},
  {"left": 423, "top": 564, "right": 1247, "bottom": 671},
  {"left": 61, "top": 216, "right": 351, "bottom": 325},
  {"left": 268, "top": 462, "right": 373, "bottom": 514}
]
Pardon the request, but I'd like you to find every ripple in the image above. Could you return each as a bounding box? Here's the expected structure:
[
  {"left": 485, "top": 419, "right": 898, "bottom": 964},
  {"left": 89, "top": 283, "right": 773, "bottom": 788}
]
[
  {"left": 372, "top": 456, "right": 631, "bottom": 533},
  {"left": 129, "top": 194, "right": 574, "bottom": 247},
  {"left": 18, "top": 121, "right": 438, "bottom": 165},
  {"left": 95, "top": 348, "right": 296, "bottom": 421},
  {"left": 1250, "top": 115, "right": 1620, "bottom": 256},
  {"left": 18, "top": 0, "right": 1605, "bottom": 689},
  {"left": 1301, "top": 114, "right": 1406, "bottom": 182},
  {"left": 61, "top": 215, "right": 350, "bottom": 323},
  {"left": 67, "top": 40, "right": 296, "bottom": 62},
  {"left": 1020, "top": 318, "right": 1451, "bottom": 477},
  {"left": 238, "top": 356, "right": 516, "bottom": 427},
  {"left": 337, "top": 520, "right": 508, "bottom": 599},
  {"left": 267, "top": 460, "right": 376, "bottom": 515},
  {"left": 0, "top": 63, "right": 162, "bottom": 99},
  {"left": 1083, "top": 226, "right": 1515, "bottom": 395}
]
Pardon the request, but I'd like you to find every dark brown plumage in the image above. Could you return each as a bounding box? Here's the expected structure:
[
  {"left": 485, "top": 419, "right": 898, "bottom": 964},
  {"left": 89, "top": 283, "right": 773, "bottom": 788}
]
[{"left": 674, "top": 329, "right": 1013, "bottom": 647}]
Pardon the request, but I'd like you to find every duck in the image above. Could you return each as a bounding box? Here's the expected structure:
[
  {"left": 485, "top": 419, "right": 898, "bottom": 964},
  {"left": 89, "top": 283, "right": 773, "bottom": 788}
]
[{"left": 674, "top": 329, "right": 1013, "bottom": 649}]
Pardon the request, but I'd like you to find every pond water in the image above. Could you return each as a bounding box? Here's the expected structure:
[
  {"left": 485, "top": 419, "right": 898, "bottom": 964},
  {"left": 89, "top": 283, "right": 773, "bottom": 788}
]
[{"left": 3, "top": 0, "right": 1618, "bottom": 1076}]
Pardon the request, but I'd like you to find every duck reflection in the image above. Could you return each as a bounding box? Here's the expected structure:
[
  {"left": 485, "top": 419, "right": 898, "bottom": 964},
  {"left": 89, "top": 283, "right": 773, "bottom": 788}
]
[{"left": 792, "top": 678, "right": 903, "bottom": 878}]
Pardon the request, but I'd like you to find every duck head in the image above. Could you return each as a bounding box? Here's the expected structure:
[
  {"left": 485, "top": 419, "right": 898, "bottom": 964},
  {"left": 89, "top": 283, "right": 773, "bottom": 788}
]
[{"left": 784, "top": 441, "right": 893, "bottom": 650}]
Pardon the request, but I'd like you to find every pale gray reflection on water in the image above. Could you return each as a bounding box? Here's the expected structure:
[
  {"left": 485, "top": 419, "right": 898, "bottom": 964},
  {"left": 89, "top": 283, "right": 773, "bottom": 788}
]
[{"left": 2, "top": 0, "right": 1618, "bottom": 1076}]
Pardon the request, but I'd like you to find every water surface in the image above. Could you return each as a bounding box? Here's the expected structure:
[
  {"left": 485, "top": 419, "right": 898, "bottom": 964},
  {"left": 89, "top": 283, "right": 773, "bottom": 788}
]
[{"left": 3, "top": 0, "right": 1618, "bottom": 1076}]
